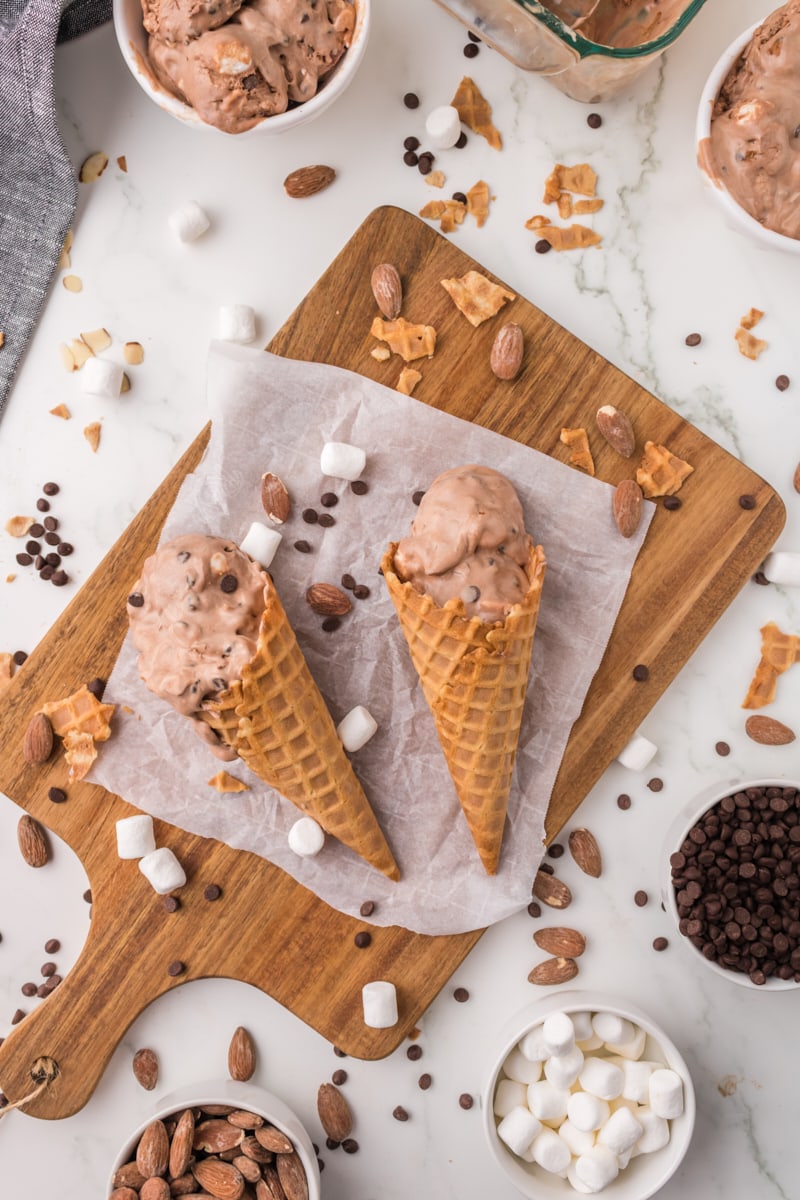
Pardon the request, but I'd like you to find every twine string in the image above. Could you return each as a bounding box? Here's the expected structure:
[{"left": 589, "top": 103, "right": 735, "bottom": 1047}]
[{"left": 0, "top": 1056, "right": 59, "bottom": 1118}]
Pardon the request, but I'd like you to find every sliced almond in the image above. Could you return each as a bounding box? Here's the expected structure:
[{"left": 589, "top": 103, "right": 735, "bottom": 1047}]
[
  {"left": 84, "top": 421, "right": 102, "bottom": 452},
  {"left": 121, "top": 372, "right": 131, "bottom": 394},
  {"left": 613, "top": 479, "right": 643, "bottom": 539},
  {"left": 79, "top": 151, "right": 109, "bottom": 183},
  {"left": 63, "top": 274, "right": 83, "bottom": 293},
  {"left": 70, "top": 337, "right": 94, "bottom": 368},
  {"left": 59, "top": 342, "right": 77, "bottom": 371},
  {"left": 17, "top": 814, "right": 49, "bottom": 868},
  {"left": 596, "top": 404, "right": 635, "bottom": 457},
  {"left": 57, "top": 230, "right": 73, "bottom": 270},
  {"left": 532, "top": 869, "right": 572, "bottom": 909},
  {"left": 568, "top": 828, "right": 602, "bottom": 877},
  {"left": 533, "top": 927, "right": 586, "bottom": 957},
  {"left": 117, "top": 155, "right": 128, "bottom": 172},
  {"left": 123, "top": 341, "right": 144, "bottom": 365},
  {"left": 745, "top": 715, "right": 796, "bottom": 745},
  {"left": 283, "top": 165, "right": 336, "bottom": 199},
  {"left": 528, "top": 957, "right": 579, "bottom": 985},
  {"left": 81, "top": 327, "right": 112, "bottom": 354}
]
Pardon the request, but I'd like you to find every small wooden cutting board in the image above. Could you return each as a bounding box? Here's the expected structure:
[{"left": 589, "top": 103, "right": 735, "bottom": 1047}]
[{"left": 0, "top": 206, "right": 783, "bottom": 1118}]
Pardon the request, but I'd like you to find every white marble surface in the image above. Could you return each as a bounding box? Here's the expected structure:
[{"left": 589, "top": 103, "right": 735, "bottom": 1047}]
[{"left": 2, "top": 0, "right": 800, "bottom": 1195}]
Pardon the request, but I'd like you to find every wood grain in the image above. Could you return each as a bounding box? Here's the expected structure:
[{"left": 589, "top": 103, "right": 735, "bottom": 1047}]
[{"left": 0, "top": 206, "right": 783, "bottom": 1118}]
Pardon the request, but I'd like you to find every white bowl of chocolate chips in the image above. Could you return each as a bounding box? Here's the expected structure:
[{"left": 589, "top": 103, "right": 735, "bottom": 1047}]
[{"left": 663, "top": 778, "right": 800, "bottom": 989}]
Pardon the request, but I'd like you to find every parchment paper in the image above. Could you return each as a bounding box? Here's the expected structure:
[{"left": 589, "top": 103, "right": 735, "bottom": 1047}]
[{"left": 92, "top": 343, "right": 653, "bottom": 936}]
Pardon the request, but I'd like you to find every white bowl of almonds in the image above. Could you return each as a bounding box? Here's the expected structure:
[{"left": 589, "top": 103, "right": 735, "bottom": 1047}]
[
  {"left": 107, "top": 1078, "right": 320, "bottom": 1200},
  {"left": 482, "top": 992, "right": 695, "bottom": 1198}
]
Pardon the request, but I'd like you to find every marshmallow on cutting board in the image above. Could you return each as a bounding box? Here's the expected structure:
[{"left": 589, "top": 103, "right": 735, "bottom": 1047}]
[
  {"left": 139, "top": 846, "right": 186, "bottom": 894},
  {"left": 116, "top": 814, "right": 156, "bottom": 859},
  {"left": 362, "top": 980, "right": 398, "bottom": 1028}
]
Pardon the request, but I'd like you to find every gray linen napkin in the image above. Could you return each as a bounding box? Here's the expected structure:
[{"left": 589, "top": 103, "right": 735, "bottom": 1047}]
[{"left": 0, "top": 0, "right": 110, "bottom": 417}]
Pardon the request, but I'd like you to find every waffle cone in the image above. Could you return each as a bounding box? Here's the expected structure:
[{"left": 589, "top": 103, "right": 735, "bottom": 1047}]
[
  {"left": 202, "top": 582, "right": 399, "bottom": 881},
  {"left": 381, "top": 542, "right": 546, "bottom": 874}
]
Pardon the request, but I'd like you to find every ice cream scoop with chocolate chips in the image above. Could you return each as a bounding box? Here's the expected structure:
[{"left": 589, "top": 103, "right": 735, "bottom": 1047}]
[{"left": 127, "top": 534, "right": 269, "bottom": 756}]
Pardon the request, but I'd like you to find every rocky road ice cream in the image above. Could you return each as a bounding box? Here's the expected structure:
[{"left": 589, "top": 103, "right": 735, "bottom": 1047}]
[
  {"left": 704, "top": 0, "right": 800, "bottom": 240},
  {"left": 127, "top": 534, "right": 269, "bottom": 756},
  {"left": 142, "top": 0, "right": 355, "bottom": 133},
  {"left": 393, "top": 465, "right": 533, "bottom": 622}
]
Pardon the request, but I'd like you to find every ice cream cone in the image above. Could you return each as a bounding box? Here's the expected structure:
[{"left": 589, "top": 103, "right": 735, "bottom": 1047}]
[
  {"left": 381, "top": 541, "right": 546, "bottom": 875},
  {"left": 202, "top": 582, "right": 399, "bottom": 881}
]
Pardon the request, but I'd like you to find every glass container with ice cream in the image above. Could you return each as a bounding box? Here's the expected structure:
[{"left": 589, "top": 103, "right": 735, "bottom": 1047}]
[{"left": 433, "top": 0, "right": 709, "bottom": 102}]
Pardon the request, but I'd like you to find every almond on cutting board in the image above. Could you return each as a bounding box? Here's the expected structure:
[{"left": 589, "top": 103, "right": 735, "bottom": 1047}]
[
  {"left": 596, "top": 404, "right": 635, "bottom": 457},
  {"left": 371, "top": 263, "right": 403, "bottom": 320},
  {"left": 23, "top": 711, "right": 54, "bottom": 763},
  {"left": 490, "top": 323, "right": 523, "bottom": 380}
]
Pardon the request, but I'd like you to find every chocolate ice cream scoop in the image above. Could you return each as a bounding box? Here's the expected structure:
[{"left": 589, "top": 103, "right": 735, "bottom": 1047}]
[{"left": 393, "top": 465, "right": 533, "bottom": 622}]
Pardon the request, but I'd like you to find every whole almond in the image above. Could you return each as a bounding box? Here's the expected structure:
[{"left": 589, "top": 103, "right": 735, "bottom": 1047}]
[
  {"left": 316, "top": 1082, "right": 352, "bottom": 1142},
  {"left": 133, "top": 1047, "right": 159, "bottom": 1091},
  {"left": 23, "top": 711, "right": 54, "bottom": 764},
  {"left": 191, "top": 1159, "right": 245, "bottom": 1200},
  {"left": 110, "top": 1189, "right": 139, "bottom": 1200},
  {"left": 17, "top": 814, "right": 48, "bottom": 868},
  {"left": 568, "top": 827, "right": 603, "bottom": 877},
  {"left": 194, "top": 1119, "right": 245, "bottom": 1154},
  {"left": 233, "top": 1155, "right": 262, "bottom": 1184},
  {"left": 260, "top": 1166, "right": 285, "bottom": 1200},
  {"left": 305, "top": 582, "right": 352, "bottom": 617},
  {"left": 260, "top": 473, "right": 291, "bottom": 524},
  {"left": 169, "top": 1175, "right": 197, "bottom": 1196},
  {"left": 140, "top": 1179, "right": 170, "bottom": 1200},
  {"left": 283, "top": 165, "right": 335, "bottom": 199},
  {"left": 137, "top": 1119, "right": 170, "bottom": 1179},
  {"left": 596, "top": 404, "right": 635, "bottom": 457},
  {"left": 745, "top": 715, "right": 796, "bottom": 745},
  {"left": 793, "top": 462, "right": 800, "bottom": 494},
  {"left": 113, "top": 1162, "right": 146, "bottom": 1190},
  {"left": 240, "top": 1134, "right": 271, "bottom": 1163},
  {"left": 254, "top": 1126, "right": 293, "bottom": 1153},
  {"left": 531, "top": 869, "right": 572, "bottom": 909},
  {"left": 490, "top": 322, "right": 524, "bottom": 381},
  {"left": 371, "top": 263, "right": 403, "bottom": 320},
  {"left": 613, "top": 478, "right": 643, "bottom": 539},
  {"left": 228, "top": 1026, "right": 256, "bottom": 1082},
  {"left": 533, "top": 927, "right": 586, "bottom": 958},
  {"left": 227, "top": 1110, "right": 264, "bottom": 1130},
  {"left": 528, "top": 957, "right": 579, "bottom": 986},
  {"left": 169, "top": 1108, "right": 196, "bottom": 1179},
  {"left": 276, "top": 1150, "right": 309, "bottom": 1200}
]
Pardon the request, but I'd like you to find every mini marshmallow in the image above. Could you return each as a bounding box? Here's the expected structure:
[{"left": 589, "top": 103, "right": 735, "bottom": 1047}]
[
  {"left": 504, "top": 1047, "right": 543, "bottom": 1084},
  {"left": 617, "top": 1146, "right": 633, "bottom": 1169},
  {"left": 566, "top": 1162, "right": 594, "bottom": 1195},
  {"left": 559, "top": 1119, "right": 596, "bottom": 1157},
  {"left": 168, "top": 200, "right": 210, "bottom": 242},
  {"left": 519, "top": 1025, "right": 549, "bottom": 1062},
  {"left": 139, "top": 846, "right": 186, "bottom": 894},
  {"left": 531, "top": 1127, "right": 571, "bottom": 1175},
  {"left": 579, "top": 1056, "right": 624, "bottom": 1101},
  {"left": 649, "top": 1068, "right": 684, "bottom": 1119},
  {"left": 424, "top": 104, "right": 462, "bottom": 149},
  {"left": 80, "top": 355, "right": 123, "bottom": 398},
  {"left": 763, "top": 551, "right": 800, "bottom": 586},
  {"left": 493, "top": 1078, "right": 527, "bottom": 1117},
  {"left": 605, "top": 1023, "right": 646, "bottom": 1060},
  {"left": 567, "top": 1091, "right": 610, "bottom": 1132},
  {"left": 569, "top": 1011, "right": 594, "bottom": 1042},
  {"left": 116, "top": 814, "right": 156, "bottom": 860},
  {"left": 496, "top": 1105, "right": 542, "bottom": 1156},
  {"left": 635, "top": 1107, "right": 670, "bottom": 1153},
  {"left": 616, "top": 731, "right": 658, "bottom": 771},
  {"left": 617, "top": 1059, "right": 658, "bottom": 1105},
  {"left": 337, "top": 705, "right": 378, "bottom": 752},
  {"left": 287, "top": 816, "right": 325, "bottom": 858},
  {"left": 320, "top": 440, "right": 367, "bottom": 482},
  {"left": 577, "top": 1031, "right": 604, "bottom": 1052},
  {"left": 598, "top": 1106, "right": 643, "bottom": 1156},
  {"left": 526, "top": 1081, "right": 570, "bottom": 1123},
  {"left": 362, "top": 980, "right": 398, "bottom": 1028},
  {"left": 542, "top": 1012, "right": 576, "bottom": 1057},
  {"left": 240, "top": 521, "right": 282, "bottom": 569},
  {"left": 544, "top": 1045, "right": 584, "bottom": 1089},
  {"left": 219, "top": 304, "right": 256, "bottom": 344},
  {"left": 591, "top": 1012, "right": 635, "bottom": 1046},
  {"left": 575, "top": 1145, "right": 619, "bottom": 1192}
]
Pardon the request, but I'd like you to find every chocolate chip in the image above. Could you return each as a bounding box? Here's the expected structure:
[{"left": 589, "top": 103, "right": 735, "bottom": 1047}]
[
  {"left": 51, "top": 570, "right": 68, "bottom": 587},
  {"left": 26, "top": 539, "right": 41, "bottom": 554},
  {"left": 341, "top": 573, "right": 356, "bottom": 590},
  {"left": 320, "top": 492, "right": 338, "bottom": 507},
  {"left": 547, "top": 843, "right": 564, "bottom": 858},
  {"left": 167, "top": 960, "right": 185, "bottom": 976},
  {"left": 418, "top": 1073, "right": 432, "bottom": 1090},
  {"left": 21, "top": 982, "right": 37, "bottom": 997},
  {"left": 634, "top": 890, "right": 648, "bottom": 907},
  {"left": 463, "top": 41, "right": 479, "bottom": 57},
  {"left": 86, "top": 678, "right": 106, "bottom": 699},
  {"left": 39, "top": 565, "right": 53, "bottom": 580},
  {"left": 15, "top": 553, "right": 32, "bottom": 566},
  {"left": 162, "top": 895, "right": 180, "bottom": 913},
  {"left": 11, "top": 1010, "right": 25, "bottom": 1025},
  {"left": 459, "top": 1093, "right": 474, "bottom": 1109},
  {"left": 632, "top": 664, "right": 649, "bottom": 682},
  {"left": 48, "top": 787, "right": 67, "bottom": 804},
  {"left": 534, "top": 239, "right": 552, "bottom": 254},
  {"left": 333, "top": 1045, "right": 347, "bottom": 1057},
  {"left": 354, "top": 931, "right": 371, "bottom": 949},
  {"left": 302, "top": 508, "right": 319, "bottom": 524},
  {"left": 220, "top": 574, "right": 238, "bottom": 593},
  {"left": 418, "top": 157, "right": 433, "bottom": 176},
  {"left": 57, "top": 542, "right": 73, "bottom": 556},
  {"left": 527, "top": 901, "right": 542, "bottom": 917},
  {"left": 36, "top": 984, "right": 49, "bottom": 998},
  {"left": 353, "top": 584, "right": 370, "bottom": 600},
  {"left": 318, "top": 513, "right": 335, "bottom": 528},
  {"left": 203, "top": 884, "right": 222, "bottom": 901},
  {"left": 539, "top": 862, "right": 554, "bottom": 875},
  {"left": 41, "top": 961, "right": 56, "bottom": 976},
  {"left": 753, "top": 571, "right": 769, "bottom": 586},
  {"left": 715, "top": 741, "right": 731, "bottom": 756},
  {"left": 341, "top": 1138, "right": 359, "bottom": 1154},
  {"left": 393, "top": 1106, "right": 409, "bottom": 1121},
  {"left": 412, "top": 490, "right": 425, "bottom": 506},
  {"left": 739, "top": 494, "right": 756, "bottom": 510},
  {"left": 321, "top": 617, "right": 341, "bottom": 632},
  {"left": 453, "top": 987, "right": 469, "bottom": 1002},
  {"left": 128, "top": 592, "right": 144, "bottom": 607},
  {"left": 34, "top": 555, "right": 44, "bottom": 570},
  {"left": 467, "top": 29, "right": 480, "bottom": 40},
  {"left": 294, "top": 540, "right": 312, "bottom": 553},
  {"left": 455, "top": 131, "right": 468, "bottom": 148},
  {"left": 403, "top": 92, "right": 420, "bottom": 109},
  {"left": 617, "top": 794, "right": 632, "bottom": 810},
  {"left": 403, "top": 150, "right": 419, "bottom": 166},
  {"left": 43, "top": 516, "right": 58, "bottom": 532},
  {"left": 29, "top": 523, "right": 44, "bottom": 537},
  {"left": 42, "top": 482, "right": 59, "bottom": 496},
  {"left": 332, "top": 1068, "right": 348, "bottom": 1085},
  {"left": 44, "top": 939, "right": 60, "bottom": 953},
  {"left": 648, "top": 777, "right": 664, "bottom": 792},
  {"left": 36, "top": 498, "right": 50, "bottom": 513},
  {"left": 404, "top": 135, "right": 420, "bottom": 151},
  {"left": 325, "top": 1137, "right": 340, "bottom": 1150},
  {"left": 350, "top": 480, "right": 368, "bottom": 495},
  {"left": 45, "top": 552, "right": 60, "bottom": 567},
  {"left": 587, "top": 112, "right": 602, "bottom": 128},
  {"left": 662, "top": 495, "right": 682, "bottom": 510},
  {"left": 452, "top": 191, "right": 467, "bottom": 204},
  {"left": 12, "top": 650, "right": 27, "bottom": 666},
  {"left": 684, "top": 332, "right": 702, "bottom": 347},
  {"left": 359, "top": 900, "right": 375, "bottom": 916},
  {"left": 652, "top": 937, "right": 669, "bottom": 952},
  {"left": 406, "top": 1044, "right": 423, "bottom": 1061},
  {"left": 776, "top": 374, "right": 790, "bottom": 391}
]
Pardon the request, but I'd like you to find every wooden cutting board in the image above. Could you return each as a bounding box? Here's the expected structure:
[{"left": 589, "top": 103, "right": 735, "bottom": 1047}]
[{"left": 0, "top": 206, "right": 783, "bottom": 1119}]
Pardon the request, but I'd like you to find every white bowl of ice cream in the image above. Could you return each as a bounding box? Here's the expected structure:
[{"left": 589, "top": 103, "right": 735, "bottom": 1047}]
[
  {"left": 113, "top": 0, "right": 369, "bottom": 135},
  {"left": 696, "top": 4, "right": 800, "bottom": 253},
  {"left": 482, "top": 993, "right": 695, "bottom": 1199},
  {"left": 106, "top": 1078, "right": 321, "bottom": 1197}
]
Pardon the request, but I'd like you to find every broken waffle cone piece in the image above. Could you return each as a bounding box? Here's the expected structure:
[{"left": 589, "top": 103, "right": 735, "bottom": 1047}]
[
  {"left": 735, "top": 327, "right": 768, "bottom": 360},
  {"left": 531, "top": 224, "right": 602, "bottom": 251},
  {"left": 208, "top": 770, "right": 250, "bottom": 793},
  {"left": 560, "top": 427, "right": 595, "bottom": 476},
  {"left": 370, "top": 316, "right": 436, "bottom": 362},
  {"left": 466, "top": 180, "right": 491, "bottom": 228},
  {"left": 635, "top": 440, "right": 694, "bottom": 498},
  {"left": 381, "top": 541, "right": 546, "bottom": 875},
  {"left": 742, "top": 622, "right": 800, "bottom": 709},
  {"left": 201, "top": 582, "right": 399, "bottom": 881},
  {"left": 40, "top": 685, "right": 115, "bottom": 781},
  {"left": 440, "top": 270, "right": 515, "bottom": 327},
  {"left": 450, "top": 76, "right": 502, "bottom": 149}
]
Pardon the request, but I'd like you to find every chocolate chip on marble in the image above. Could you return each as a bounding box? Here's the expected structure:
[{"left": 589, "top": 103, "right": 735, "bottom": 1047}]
[
  {"left": 404, "top": 135, "right": 420, "bottom": 151},
  {"left": 534, "top": 240, "right": 552, "bottom": 254},
  {"left": 341, "top": 1139, "right": 359, "bottom": 1154},
  {"left": 44, "top": 939, "right": 60, "bottom": 954},
  {"left": 333, "top": 1045, "right": 347, "bottom": 1058},
  {"left": 453, "top": 987, "right": 470, "bottom": 1002},
  {"left": 332, "top": 1069, "right": 348, "bottom": 1085},
  {"left": 617, "top": 794, "right": 632, "bottom": 810},
  {"left": 587, "top": 112, "right": 602, "bottom": 128},
  {"left": 350, "top": 479, "right": 368, "bottom": 495},
  {"left": 403, "top": 92, "right": 420, "bottom": 109},
  {"left": 393, "top": 1106, "right": 409, "bottom": 1121},
  {"left": 42, "top": 482, "right": 60, "bottom": 496},
  {"left": 15, "top": 553, "right": 32, "bottom": 566},
  {"left": 29, "top": 523, "right": 44, "bottom": 537},
  {"left": 776, "top": 375, "right": 790, "bottom": 392},
  {"left": 353, "top": 584, "right": 370, "bottom": 600},
  {"left": 41, "top": 961, "right": 56, "bottom": 977},
  {"left": 321, "top": 617, "right": 341, "bottom": 633},
  {"left": 11, "top": 1009, "right": 25, "bottom": 1025},
  {"left": 715, "top": 741, "right": 731, "bottom": 756},
  {"left": 51, "top": 570, "right": 69, "bottom": 587},
  {"left": 752, "top": 571, "right": 769, "bottom": 586},
  {"left": 647, "top": 777, "right": 664, "bottom": 792},
  {"left": 455, "top": 130, "right": 468, "bottom": 149},
  {"left": 318, "top": 513, "right": 335, "bottom": 528},
  {"left": 463, "top": 41, "right": 479, "bottom": 57},
  {"left": 684, "top": 332, "right": 702, "bottom": 347},
  {"left": 320, "top": 492, "right": 338, "bottom": 508},
  {"left": 418, "top": 1073, "right": 432, "bottom": 1090},
  {"left": 302, "top": 508, "right": 319, "bottom": 524},
  {"left": 547, "top": 843, "right": 564, "bottom": 859},
  {"left": 527, "top": 901, "right": 542, "bottom": 917},
  {"left": 403, "top": 150, "right": 419, "bottom": 166},
  {"left": 459, "top": 1093, "right": 474, "bottom": 1110},
  {"left": 35, "top": 498, "right": 50, "bottom": 513},
  {"left": 412, "top": 490, "right": 425, "bottom": 506},
  {"left": 341, "top": 573, "right": 356, "bottom": 590},
  {"left": 57, "top": 542, "right": 73, "bottom": 556},
  {"left": 634, "top": 890, "right": 648, "bottom": 907},
  {"left": 406, "top": 1044, "right": 423, "bottom": 1061},
  {"left": 652, "top": 937, "right": 669, "bottom": 952},
  {"left": 21, "top": 982, "right": 37, "bottom": 997}
]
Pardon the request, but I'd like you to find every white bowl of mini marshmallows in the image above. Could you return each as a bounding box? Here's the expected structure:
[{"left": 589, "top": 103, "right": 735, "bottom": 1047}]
[{"left": 482, "top": 992, "right": 695, "bottom": 1198}]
